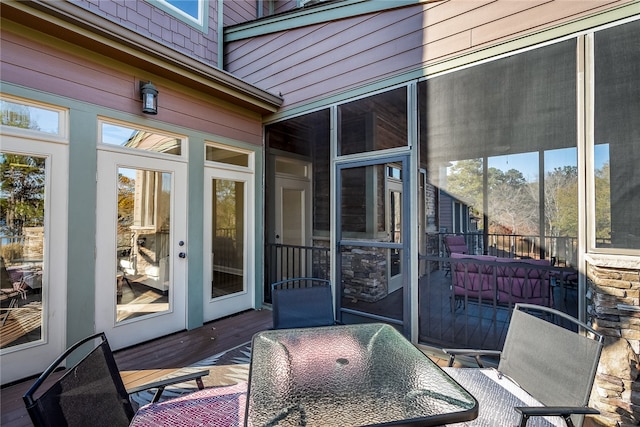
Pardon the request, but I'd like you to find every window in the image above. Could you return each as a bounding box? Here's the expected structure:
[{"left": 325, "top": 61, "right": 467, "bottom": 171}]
[
  {"left": 148, "top": 0, "right": 208, "bottom": 31},
  {"left": 205, "top": 144, "right": 251, "bottom": 168},
  {"left": 1, "top": 96, "right": 66, "bottom": 139},
  {"left": 592, "top": 19, "right": 640, "bottom": 250},
  {"left": 100, "top": 121, "right": 183, "bottom": 156},
  {"left": 421, "top": 38, "right": 578, "bottom": 261}
]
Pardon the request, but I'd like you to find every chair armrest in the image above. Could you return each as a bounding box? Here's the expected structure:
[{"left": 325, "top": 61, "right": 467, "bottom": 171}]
[
  {"left": 124, "top": 369, "right": 209, "bottom": 403},
  {"left": 442, "top": 348, "right": 502, "bottom": 367},
  {"left": 515, "top": 406, "right": 600, "bottom": 427}
]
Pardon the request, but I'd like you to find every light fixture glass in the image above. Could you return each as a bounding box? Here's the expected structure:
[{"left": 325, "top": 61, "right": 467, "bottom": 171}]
[{"left": 140, "top": 81, "right": 158, "bottom": 115}]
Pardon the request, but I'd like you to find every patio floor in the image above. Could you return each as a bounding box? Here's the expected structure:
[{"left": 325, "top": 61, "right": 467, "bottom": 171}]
[
  {"left": 0, "top": 309, "right": 272, "bottom": 427},
  {"left": 1, "top": 280, "right": 583, "bottom": 426}
]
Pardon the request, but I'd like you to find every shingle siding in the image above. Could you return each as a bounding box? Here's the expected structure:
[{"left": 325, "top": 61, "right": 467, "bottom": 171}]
[{"left": 72, "top": 0, "right": 219, "bottom": 66}]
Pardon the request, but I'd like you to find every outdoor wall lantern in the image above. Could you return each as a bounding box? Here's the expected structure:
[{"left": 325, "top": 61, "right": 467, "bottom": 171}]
[{"left": 140, "top": 81, "right": 158, "bottom": 115}]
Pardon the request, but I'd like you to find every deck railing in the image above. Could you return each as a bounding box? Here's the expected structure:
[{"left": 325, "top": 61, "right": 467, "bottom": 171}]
[
  {"left": 264, "top": 243, "right": 330, "bottom": 302},
  {"left": 418, "top": 253, "right": 578, "bottom": 350},
  {"left": 434, "top": 232, "right": 578, "bottom": 266}
]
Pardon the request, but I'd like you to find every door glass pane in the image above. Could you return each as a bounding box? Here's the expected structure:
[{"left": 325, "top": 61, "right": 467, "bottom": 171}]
[
  {"left": 211, "top": 179, "right": 244, "bottom": 298},
  {"left": 339, "top": 162, "right": 403, "bottom": 323},
  {"left": 116, "top": 167, "right": 171, "bottom": 322},
  {"left": 389, "top": 190, "right": 402, "bottom": 277},
  {"left": 1, "top": 153, "right": 45, "bottom": 349}
]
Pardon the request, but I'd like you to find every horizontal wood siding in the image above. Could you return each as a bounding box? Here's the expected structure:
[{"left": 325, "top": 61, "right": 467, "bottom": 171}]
[
  {"left": 224, "top": 0, "right": 258, "bottom": 26},
  {"left": 225, "top": 0, "right": 630, "bottom": 110},
  {"left": 1, "top": 29, "right": 263, "bottom": 145},
  {"left": 72, "top": 0, "right": 219, "bottom": 66},
  {"left": 275, "top": 0, "right": 299, "bottom": 15}
]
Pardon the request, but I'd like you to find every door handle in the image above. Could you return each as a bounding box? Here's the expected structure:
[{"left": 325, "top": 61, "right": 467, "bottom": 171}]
[{"left": 179, "top": 252, "right": 186, "bottom": 258}]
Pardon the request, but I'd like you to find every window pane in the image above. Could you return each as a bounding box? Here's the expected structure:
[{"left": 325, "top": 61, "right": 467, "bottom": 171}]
[
  {"left": 340, "top": 164, "right": 387, "bottom": 238},
  {"left": 1, "top": 153, "right": 45, "bottom": 349},
  {"left": 211, "top": 180, "right": 244, "bottom": 298},
  {"left": 265, "top": 109, "right": 331, "bottom": 236},
  {"left": 339, "top": 87, "right": 407, "bottom": 155},
  {"left": 1, "top": 100, "right": 60, "bottom": 135},
  {"left": 594, "top": 20, "right": 640, "bottom": 249},
  {"left": 418, "top": 38, "right": 579, "bottom": 349},
  {"left": 116, "top": 168, "right": 171, "bottom": 322},
  {"left": 422, "top": 39, "right": 577, "bottom": 260},
  {"left": 206, "top": 146, "right": 249, "bottom": 167},
  {"left": 101, "top": 123, "right": 182, "bottom": 155}
]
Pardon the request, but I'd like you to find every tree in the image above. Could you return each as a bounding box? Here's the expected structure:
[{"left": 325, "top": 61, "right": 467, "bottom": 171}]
[
  {"left": 594, "top": 161, "right": 611, "bottom": 241},
  {"left": 0, "top": 154, "right": 46, "bottom": 236},
  {"left": 487, "top": 167, "right": 537, "bottom": 235},
  {"left": 545, "top": 166, "right": 578, "bottom": 238},
  {"left": 446, "top": 158, "right": 484, "bottom": 216}
]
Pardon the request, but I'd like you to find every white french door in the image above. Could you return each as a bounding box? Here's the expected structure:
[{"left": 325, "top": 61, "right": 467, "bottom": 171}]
[
  {"left": 0, "top": 136, "right": 68, "bottom": 384},
  {"left": 95, "top": 150, "right": 187, "bottom": 349},
  {"left": 203, "top": 167, "right": 254, "bottom": 321}
]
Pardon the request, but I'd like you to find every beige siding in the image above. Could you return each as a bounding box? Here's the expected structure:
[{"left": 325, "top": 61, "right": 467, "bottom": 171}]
[
  {"left": 225, "top": 0, "right": 630, "bottom": 110},
  {"left": 1, "top": 29, "right": 263, "bottom": 145}
]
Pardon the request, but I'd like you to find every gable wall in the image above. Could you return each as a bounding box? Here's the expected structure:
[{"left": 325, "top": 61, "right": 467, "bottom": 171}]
[{"left": 224, "top": 0, "right": 630, "bottom": 111}]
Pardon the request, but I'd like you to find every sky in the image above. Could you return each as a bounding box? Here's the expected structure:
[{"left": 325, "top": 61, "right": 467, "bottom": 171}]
[{"left": 488, "top": 146, "right": 609, "bottom": 182}]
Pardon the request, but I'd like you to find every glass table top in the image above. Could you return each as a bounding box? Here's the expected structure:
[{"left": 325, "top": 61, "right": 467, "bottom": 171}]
[{"left": 245, "top": 323, "right": 478, "bottom": 426}]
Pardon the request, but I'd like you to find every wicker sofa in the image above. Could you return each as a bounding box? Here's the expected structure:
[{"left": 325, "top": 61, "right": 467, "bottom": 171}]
[{"left": 450, "top": 252, "right": 553, "bottom": 308}]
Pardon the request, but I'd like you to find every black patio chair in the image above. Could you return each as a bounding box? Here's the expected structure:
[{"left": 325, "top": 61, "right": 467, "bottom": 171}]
[
  {"left": 23, "top": 332, "right": 209, "bottom": 427},
  {"left": 271, "top": 277, "right": 336, "bottom": 329},
  {"left": 443, "top": 303, "right": 603, "bottom": 427}
]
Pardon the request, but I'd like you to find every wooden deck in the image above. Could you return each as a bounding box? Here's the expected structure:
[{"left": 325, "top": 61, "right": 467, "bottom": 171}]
[
  {"left": 0, "top": 309, "right": 273, "bottom": 427},
  {"left": 1, "top": 272, "right": 581, "bottom": 427},
  {"left": 1, "top": 303, "right": 599, "bottom": 427}
]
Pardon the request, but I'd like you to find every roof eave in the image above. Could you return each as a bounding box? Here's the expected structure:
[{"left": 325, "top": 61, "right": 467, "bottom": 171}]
[{"left": 1, "top": 0, "right": 283, "bottom": 114}]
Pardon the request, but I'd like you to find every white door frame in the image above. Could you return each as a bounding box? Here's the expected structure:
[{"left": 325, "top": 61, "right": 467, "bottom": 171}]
[
  {"left": 386, "top": 177, "right": 403, "bottom": 293},
  {"left": 95, "top": 150, "right": 187, "bottom": 350},
  {"left": 0, "top": 136, "right": 68, "bottom": 384},
  {"left": 202, "top": 167, "right": 254, "bottom": 321}
]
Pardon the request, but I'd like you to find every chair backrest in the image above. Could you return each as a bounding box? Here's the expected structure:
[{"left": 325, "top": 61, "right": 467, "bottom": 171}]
[
  {"left": 444, "top": 235, "right": 469, "bottom": 254},
  {"left": 498, "top": 304, "right": 603, "bottom": 426},
  {"left": 23, "top": 332, "right": 134, "bottom": 427},
  {"left": 271, "top": 278, "right": 335, "bottom": 329}
]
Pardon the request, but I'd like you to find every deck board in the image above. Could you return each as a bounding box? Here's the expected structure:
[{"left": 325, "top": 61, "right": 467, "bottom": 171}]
[{"left": 0, "top": 309, "right": 272, "bottom": 427}]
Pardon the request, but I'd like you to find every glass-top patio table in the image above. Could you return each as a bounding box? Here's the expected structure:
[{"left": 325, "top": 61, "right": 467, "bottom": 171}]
[{"left": 245, "top": 323, "right": 478, "bottom": 426}]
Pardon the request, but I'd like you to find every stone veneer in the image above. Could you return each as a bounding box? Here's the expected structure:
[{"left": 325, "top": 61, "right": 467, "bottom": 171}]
[
  {"left": 587, "top": 258, "right": 640, "bottom": 426},
  {"left": 341, "top": 246, "right": 388, "bottom": 302}
]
